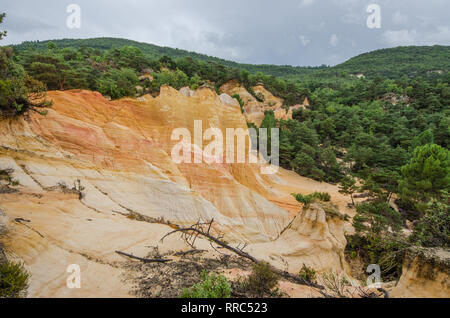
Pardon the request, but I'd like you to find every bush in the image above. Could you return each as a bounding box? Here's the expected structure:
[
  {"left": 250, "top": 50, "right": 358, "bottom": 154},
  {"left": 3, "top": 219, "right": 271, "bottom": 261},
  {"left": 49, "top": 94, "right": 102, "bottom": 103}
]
[
  {"left": 346, "top": 233, "right": 408, "bottom": 281},
  {"left": 97, "top": 68, "right": 139, "bottom": 99},
  {"left": 313, "top": 192, "right": 331, "bottom": 202},
  {"left": 347, "top": 199, "right": 409, "bottom": 281},
  {"left": 410, "top": 198, "right": 450, "bottom": 248},
  {"left": 239, "top": 262, "right": 280, "bottom": 298},
  {"left": 0, "top": 48, "right": 49, "bottom": 118},
  {"left": 320, "top": 271, "right": 351, "bottom": 298},
  {"left": 0, "top": 261, "right": 29, "bottom": 298},
  {"left": 353, "top": 201, "right": 403, "bottom": 233},
  {"left": 255, "top": 91, "right": 265, "bottom": 102},
  {"left": 298, "top": 264, "right": 317, "bottom": 283},
  {"left": 150, "top": 69, "right": 190, "bottom": 92},
  {"left": 291, "top": 192, "right": 331, "bottom": 206},
  {"left": 180, "top": 270, "right": 232, "bottom": 298}
]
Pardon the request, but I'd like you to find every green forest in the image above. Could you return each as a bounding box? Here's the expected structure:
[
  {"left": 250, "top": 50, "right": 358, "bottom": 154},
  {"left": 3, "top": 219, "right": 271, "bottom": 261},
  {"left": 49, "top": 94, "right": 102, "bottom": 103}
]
[
  {"left": 1, "top": 13, "right": 449, "bottom": 283},
  {"left": 12, "top": 37, "right": 450, "bottom": 79}
]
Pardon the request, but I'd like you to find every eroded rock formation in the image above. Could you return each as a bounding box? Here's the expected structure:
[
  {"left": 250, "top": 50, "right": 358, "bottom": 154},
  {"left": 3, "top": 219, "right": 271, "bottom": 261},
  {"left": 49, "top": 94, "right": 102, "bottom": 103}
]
[
  {"left": 219, "top": 80, "right": 309, "bottom": 126},
  {"left": 248, "top": 203, "right": 348, "bottom": 274},
  {"left": 0, "top": 87, "right": 352, "bottom": 297},
  {"left": 391, "top": 248, "right": 450, "bottom": 298}
]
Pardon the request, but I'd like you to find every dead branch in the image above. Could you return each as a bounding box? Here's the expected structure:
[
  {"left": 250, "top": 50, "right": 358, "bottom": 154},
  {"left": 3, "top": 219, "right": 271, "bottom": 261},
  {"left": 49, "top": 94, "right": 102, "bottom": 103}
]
[
  {"left": 160, "top": 219, "right": 259, "bottom": 263},
  {"left": 115, "top": 250, "right": 171, "bottom": 263},
  {"left": 14, "top": 218, "right": 31, "bottom": 223},
  {"left": 160, "top": 219, "right": 325, "bottom": 290}
]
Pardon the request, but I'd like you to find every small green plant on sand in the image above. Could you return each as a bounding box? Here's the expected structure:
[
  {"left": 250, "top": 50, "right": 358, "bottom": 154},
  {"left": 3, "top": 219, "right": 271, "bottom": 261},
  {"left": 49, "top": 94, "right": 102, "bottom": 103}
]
[
  {"left": 181, "top": 270, "right": 232, "bottom": 298},
  {"left": 298, "top": 264, "right": 317, "bottom": 283}
]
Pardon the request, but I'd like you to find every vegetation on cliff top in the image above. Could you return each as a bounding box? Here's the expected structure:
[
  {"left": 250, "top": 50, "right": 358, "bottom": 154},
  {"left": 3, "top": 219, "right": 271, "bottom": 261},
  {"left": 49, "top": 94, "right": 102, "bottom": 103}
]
[
  {"left": 11, "top": 38, "right": 450, "bottom": 80},
  {"left": 0, "top": 13, "right": 51, "bottom": 118}
]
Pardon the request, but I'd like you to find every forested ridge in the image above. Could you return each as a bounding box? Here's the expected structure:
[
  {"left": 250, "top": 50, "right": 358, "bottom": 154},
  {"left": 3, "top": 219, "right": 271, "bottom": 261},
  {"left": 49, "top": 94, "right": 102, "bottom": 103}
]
[
  {"left": 12, "top": 37, "right": 450, "bottom": 79},
  {"left": 1, "top": 14, "right": 449, "bottom": 286}
]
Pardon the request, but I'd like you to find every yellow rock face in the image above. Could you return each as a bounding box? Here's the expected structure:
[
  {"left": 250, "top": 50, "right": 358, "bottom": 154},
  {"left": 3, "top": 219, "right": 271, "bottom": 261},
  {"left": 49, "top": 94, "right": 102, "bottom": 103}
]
[
  {"left": 219, "top": 80, "right": 266, "bottom": 125},
  {"left": 0, "top": 88, "right": 352, "bottom": 297},
  {"left": 219, "top": 80, "right": 309, "bottom": 126},
  {"left": 247, "top": 203, "right": 348, "bottom": 273},
  {"left": 390, "top": 249, "right": 450, "bottom": 298}
]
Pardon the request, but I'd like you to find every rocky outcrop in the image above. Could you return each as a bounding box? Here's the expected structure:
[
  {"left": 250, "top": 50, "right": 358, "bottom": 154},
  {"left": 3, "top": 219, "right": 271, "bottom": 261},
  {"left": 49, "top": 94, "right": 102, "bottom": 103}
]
[
  {"left": 391, "top": 248, "right": 450, "bottom": 298},
  {"left": 179, "top": 87, "right": 194, "bottom": 97},
  {"left": 219, "top": 80, "right": 309, "bottom": 126},
  {"left": 248, "top": 203, "right": 349, "bottom": 273},
  {"left": 219, "top": 80, "right": 266, "bottom": 125}
]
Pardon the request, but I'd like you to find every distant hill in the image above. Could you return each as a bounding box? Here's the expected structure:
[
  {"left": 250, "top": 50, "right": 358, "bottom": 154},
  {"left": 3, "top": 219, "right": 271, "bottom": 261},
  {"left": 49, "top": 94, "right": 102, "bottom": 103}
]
[
  {"left": 10, "top": 37, "right": 449, "bottom": 80},
  {"left": 333, "top": 45, "right": 450, "bottom": 79},
  {"left": 10, "top": 37, "right": 318, "bottom": 76}
]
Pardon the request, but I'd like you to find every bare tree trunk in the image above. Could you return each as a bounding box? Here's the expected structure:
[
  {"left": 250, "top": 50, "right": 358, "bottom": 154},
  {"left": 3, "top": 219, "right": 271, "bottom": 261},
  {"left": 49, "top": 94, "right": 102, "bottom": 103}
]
[
  {"left": 160, "top": 220, "right": 325, "bottom": 290},
  {"left": 115, "top": 250, "right": 171, "bottom": 263}
]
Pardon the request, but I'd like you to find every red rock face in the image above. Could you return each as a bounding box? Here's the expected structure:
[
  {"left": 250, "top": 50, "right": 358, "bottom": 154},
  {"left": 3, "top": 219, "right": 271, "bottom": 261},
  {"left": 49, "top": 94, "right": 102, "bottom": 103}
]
[
  {"left": 8, "top": 88, "right": 292, "bottom": 239},
  {"left": 21, "top": 89, "right": 352, "bottom": 231}
]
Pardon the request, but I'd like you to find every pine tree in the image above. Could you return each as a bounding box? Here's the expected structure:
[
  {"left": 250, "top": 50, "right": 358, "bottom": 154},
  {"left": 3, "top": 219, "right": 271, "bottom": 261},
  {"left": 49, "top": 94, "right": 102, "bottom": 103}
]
[
  {"left": 399, "top": 144, "right": 450, "bottom": 205},
  {"left": 339, "top": 175, "right": 358, "bottom": 206}
]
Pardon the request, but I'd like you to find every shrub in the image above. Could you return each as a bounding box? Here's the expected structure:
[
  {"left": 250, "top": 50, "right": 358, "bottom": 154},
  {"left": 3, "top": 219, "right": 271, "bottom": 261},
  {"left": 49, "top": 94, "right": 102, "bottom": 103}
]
[
  {"left": 239, "top": 262, "right": 280, "bottom": 298},
  {"left": 292, "top": 193, "right": 314, "bottom": 205},
  {"left": 321, "top": 271, "right": 351, "bottom": 298},
  {"left": 97, "top": 68, "right": 139, "bottom": 99},
  {"left": 353, "top": 201, "right": 403, "bottom": 234},
  {"left": 410, "top": 197, "right": 450, "bottom": 248},
  {"left": 0, "top": 261, "right": 29, "bottom": 298},
  {"left": 150, "top": 69, "right": 190, "bottom": 92},
  {"left": 313, "top": 192, "right": 331, "bottom": 202},
  {"left": 346, "top": 233, "right": 409, "bottom": 281},
  {"left": 291, "top": 192, "right": 331, "bottom": 206},
  {"left": 255, "top": 92, "right": 265, "bottom": 102},
  {"left": 180, "top": 270, "right": 232, "bottom": 298},
  {"left": 232, "top": 94, "right": 245, "bottom": 114},
  {"left": 347, "top": 199, "right": 409, "bottom": 281},
  {"left": 0, "top": 48, "right": 49, "bottom": 118},
  {"left": 298, "top": 264, "right": 317, "bottom": 283}
]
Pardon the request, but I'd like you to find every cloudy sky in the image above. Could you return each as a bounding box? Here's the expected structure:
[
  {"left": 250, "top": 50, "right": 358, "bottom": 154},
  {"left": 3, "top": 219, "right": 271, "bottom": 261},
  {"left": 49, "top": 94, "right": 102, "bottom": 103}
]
[{"left": 1, "top": 0, "right": 449, "bottom": 66}]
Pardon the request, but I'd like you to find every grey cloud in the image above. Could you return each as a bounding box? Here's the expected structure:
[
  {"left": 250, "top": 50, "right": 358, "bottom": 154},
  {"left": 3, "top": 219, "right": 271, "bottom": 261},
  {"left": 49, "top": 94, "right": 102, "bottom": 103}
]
[
  {"left": 0, "top": 0, "right": 448, "bottom": 66},
  {"left": 4, "top": 14, "right": 55, "bottom": 33}
]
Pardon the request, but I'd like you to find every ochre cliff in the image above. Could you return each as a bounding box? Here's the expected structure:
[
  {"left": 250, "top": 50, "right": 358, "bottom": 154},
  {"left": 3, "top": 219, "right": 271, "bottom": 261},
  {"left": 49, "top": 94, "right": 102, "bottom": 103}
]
[
  {"left": 0, "top": 87, "right": 352, "bottom": 297},
  {"left": 219, "top": 80, "right": 309, "bottom": 126},
  {"left": 390, "top": 249, "right": 450, "bottom": 298},
  {"left": 248, "top": 203, "right": 349, "bottom": 274}
]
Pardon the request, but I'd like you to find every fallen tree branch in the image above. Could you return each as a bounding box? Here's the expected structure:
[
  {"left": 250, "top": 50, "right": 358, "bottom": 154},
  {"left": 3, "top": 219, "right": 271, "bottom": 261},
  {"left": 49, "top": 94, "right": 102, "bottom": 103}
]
[
  {"left": 274, "top": 269, "right": 325, "bottom": 290},
  {"left": 115, "top": 250, "right": 171, "bottom": 263},
  {"left": 160, "top": 219, "right": 325, "bottom": 290},
  {"left": 160, "top": 222, "right": 258, "bottom": 263}
]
